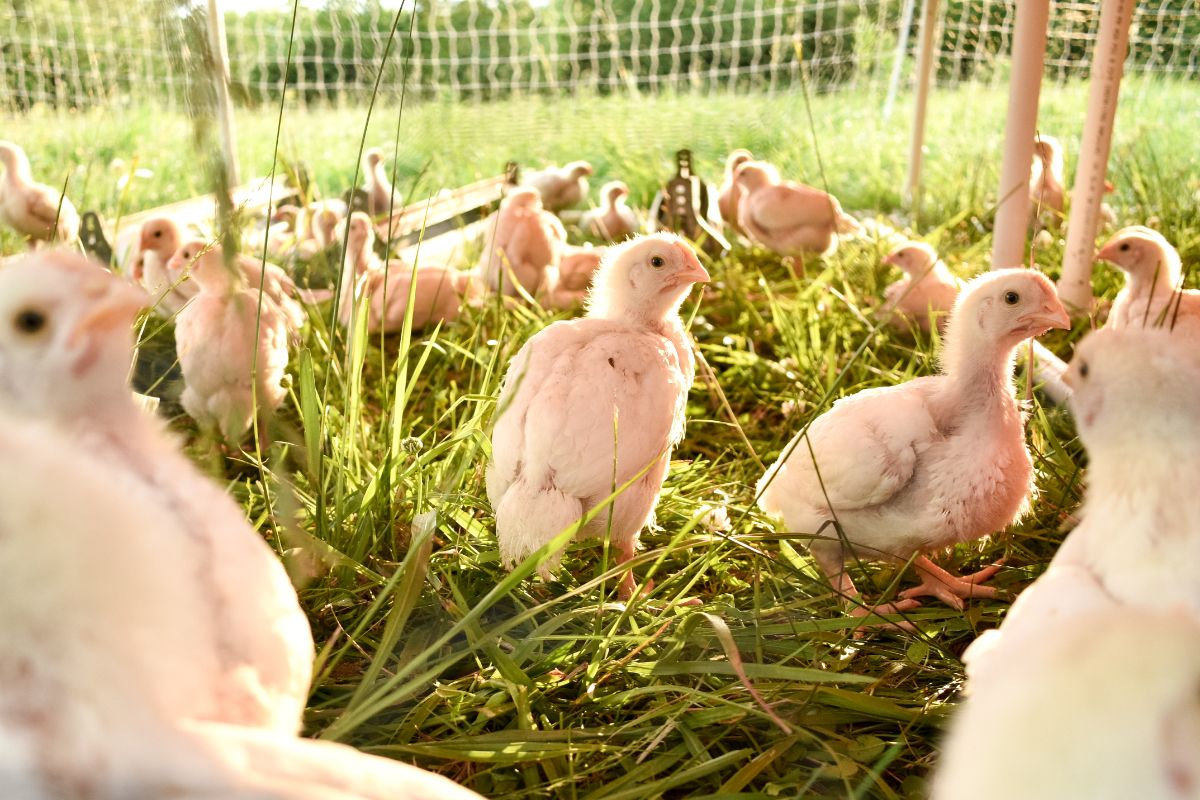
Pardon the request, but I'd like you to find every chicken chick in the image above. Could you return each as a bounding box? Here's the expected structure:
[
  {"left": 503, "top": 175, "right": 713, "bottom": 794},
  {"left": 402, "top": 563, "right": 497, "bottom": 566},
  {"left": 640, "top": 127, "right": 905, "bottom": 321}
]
[
  {"left": 963, "top": 326, "right": 1200, "bottom": 683},
  {"left": 523, "top": 161, "right": 593, "bottom": 212},
  {"left": 1029, "top": 134, "right": 1067, "bottom": 225},
  {"left": 478, "top": 187, "right": 567, "bottom": 299},
  {"left": 0, "top": 251, "right": 314, "bottom": 734},
  {"left": 362, "top": 147, "right": 403, "bottom": 218},
  {"left": 1098, "top": 226, "right": 1198, "bottom": 333},
  {"left": 169, "top": 240, "right": 309, "bottom": 334},
  {"left": 735, "top": 161, "right": 861, "bottom": 257},
  {"left": 933, "top": 607, "right": 1200, "bottom": 800},
  {"left": 879, "top": 241, "right": 964, "bottom": 334},
  {"left": 758, "top": 269, "right": 1070, "bottom": 613},
  {"left": 174, "top": 246, "right": 291, "bottom": 445},
  {"left": 135, "top": 216, "right": 197, "bottom": 317},
  {"left": 717, "top": 149, "right": 754, "bottom": 236},
  {"left": 487, "top": 233, "right": 710, "bottom": 598},
  {"left": 581, "top": 180, "right": 639, "bottom": 241},
  {"left": 337, "top": 212, "right": 468, "bottom": 333},
  {"left": 0, "top": 140, "right": 80, "bottom": 247}
]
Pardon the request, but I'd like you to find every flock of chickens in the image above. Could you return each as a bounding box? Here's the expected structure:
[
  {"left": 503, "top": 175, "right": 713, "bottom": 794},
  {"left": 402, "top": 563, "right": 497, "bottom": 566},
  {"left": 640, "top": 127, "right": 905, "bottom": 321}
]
[{"left": 0, "top": 129, "right": 1198, "bottom": 798}]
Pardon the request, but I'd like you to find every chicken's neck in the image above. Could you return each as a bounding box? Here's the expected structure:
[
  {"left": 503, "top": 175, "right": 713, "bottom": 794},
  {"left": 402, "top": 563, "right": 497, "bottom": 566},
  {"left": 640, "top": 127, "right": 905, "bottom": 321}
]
[
  {"left": 939, "top": 338, "right": 1019, "bottom": 413},
  {"left": 1127, "top": 262, "right": 1180, "bottom": 305},
  {"left": 0, "top": 156, "right": 32, "bottom": 183}
]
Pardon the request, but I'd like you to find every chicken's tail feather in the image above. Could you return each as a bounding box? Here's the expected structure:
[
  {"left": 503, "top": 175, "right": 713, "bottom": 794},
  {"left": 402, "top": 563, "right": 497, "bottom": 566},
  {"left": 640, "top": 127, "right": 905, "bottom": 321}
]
[{"left": 496, "top": 478, "right": 584, "bottom": 580}]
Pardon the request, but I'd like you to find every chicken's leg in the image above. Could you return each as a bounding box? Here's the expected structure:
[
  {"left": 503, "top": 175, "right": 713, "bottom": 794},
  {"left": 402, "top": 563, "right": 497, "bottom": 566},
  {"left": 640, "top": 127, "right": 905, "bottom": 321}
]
[{"left": 898, "top": 556, "right": 1004, "bottom": 610}]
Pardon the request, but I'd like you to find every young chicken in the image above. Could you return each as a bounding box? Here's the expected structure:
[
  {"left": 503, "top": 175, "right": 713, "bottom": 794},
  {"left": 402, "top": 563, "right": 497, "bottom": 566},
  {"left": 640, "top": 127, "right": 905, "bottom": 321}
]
[
  {"left": 557, "top": 244, "right": 607, "bottom": 293},
  {"left": 964, "top": 326, "right": 1200, "bottom": 683},
  {"left": 478, "top": 187, "right": 567, "bottom": 299},
  {"left": 717, "top": 149, "right": 754, "bottom": 235},
  {"left": 174, "top": 246, "right": 291, "bottom": 446},
  {"left": 1029, "top": 134, "right": 1067, "bottom": 224},
  {"left": 0, "top": 251, "right": 314, "bottom": 734},
  {"left": 0, "top": 140, "right": 80, "bottom": 246},
  {"left": 933, "top": 607, "right": 1200, "bottom": 800},
  {"left": 735, "top": 161, "right": 861, "bottom": 257},
  {"left": 337, "top": 212, "right": 471, "bottom": 333},
  {"left": 362, "top": 147, "right": 404, "bottom": 218},
  {"left": 879, "top": 241, "right": 964, "bottom": 334},
  {"left": 169, "top": 240, "right": 309, "bottom": 334},
  {"left": 580, "top": 180, "right": 639, "bottom": 241},
  {"left": 487, "top": 233, "right": 710, "bottom": 598},
  {"left": 758, "top": 269, "right": 1070, "bottom": 613},
  {"left": 523, "top": 161, "right": 593, "bottom": 212},
  {"left": 0, "top": 408, "right": 479, "bottom": 799},
  {"left": 134, "top": 216, "right": 196, "bottom": 317},
  {"left": 1098, "top": 226, "right": 1198, "bottom": 333}
]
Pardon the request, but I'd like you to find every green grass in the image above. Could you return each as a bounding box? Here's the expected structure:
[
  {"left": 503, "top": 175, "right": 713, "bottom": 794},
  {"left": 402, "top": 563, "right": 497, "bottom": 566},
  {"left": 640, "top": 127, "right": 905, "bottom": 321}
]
[{"left": 3, "top": 78, "right": 1200, "bottom": 798}]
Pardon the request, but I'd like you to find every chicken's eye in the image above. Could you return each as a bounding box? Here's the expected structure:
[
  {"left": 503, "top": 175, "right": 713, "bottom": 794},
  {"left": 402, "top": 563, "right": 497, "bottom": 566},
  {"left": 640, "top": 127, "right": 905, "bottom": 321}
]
[
  {"left": 1079, "top": 361, "right": 1089, "bottom": 379},
  {"left": 1004, "top": 291, "right": 1020, "bottom": 305},
  {"left": 649, "top": 255, "right": 665, "bottom": 268},
  {"left": 153, "top": 230, "right": 162, "bottom": 238},
  {"left": 1119, "top": 242, "right": 1131, "bottom": 252},
  {"left": 13, "top": 308, "right": 47, "bottom": 336}
]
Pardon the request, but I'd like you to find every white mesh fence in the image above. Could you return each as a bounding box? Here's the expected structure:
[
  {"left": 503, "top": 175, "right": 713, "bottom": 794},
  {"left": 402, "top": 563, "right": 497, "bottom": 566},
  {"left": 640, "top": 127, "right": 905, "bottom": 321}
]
[{"left": 1, "top": 1, "right": 1197, "bottom": 113}]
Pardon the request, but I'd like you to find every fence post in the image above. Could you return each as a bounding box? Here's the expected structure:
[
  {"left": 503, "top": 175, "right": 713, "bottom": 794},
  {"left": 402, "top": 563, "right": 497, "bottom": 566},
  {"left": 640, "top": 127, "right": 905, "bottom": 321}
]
[
  {"left": 207, "top": 0, "right": 240, "bottom": 187},
  {"left": 1057, "top": 0, "right": 1136, "bottom": 313},
  {"left": 904, "top": 0, "right": 940, "bottom": 212},
  {"left": 882, "top": 0, "right": 917, "bottom": 123},
  {"left": 991, "top": 0, "right": 1049, "bottom": 270}
]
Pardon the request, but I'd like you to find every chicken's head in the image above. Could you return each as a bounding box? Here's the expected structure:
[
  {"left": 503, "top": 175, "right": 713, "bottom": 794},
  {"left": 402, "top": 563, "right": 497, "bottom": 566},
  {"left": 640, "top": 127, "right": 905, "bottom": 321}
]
[
  {"left": 587, "top": 233, "right": 709, "bottom": 323},
  {"left": 0, "top": 251, "right": 147, "bottom": 418},
  {"left": 1096, "top": 227, "right": 1180, "bottom": 289}
]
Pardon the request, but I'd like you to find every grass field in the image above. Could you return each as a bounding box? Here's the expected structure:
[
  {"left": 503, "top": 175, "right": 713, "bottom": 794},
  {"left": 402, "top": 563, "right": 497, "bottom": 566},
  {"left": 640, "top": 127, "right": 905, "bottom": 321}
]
[{"left": 3, "top": 78, "right": 1199, "bottom": 798}]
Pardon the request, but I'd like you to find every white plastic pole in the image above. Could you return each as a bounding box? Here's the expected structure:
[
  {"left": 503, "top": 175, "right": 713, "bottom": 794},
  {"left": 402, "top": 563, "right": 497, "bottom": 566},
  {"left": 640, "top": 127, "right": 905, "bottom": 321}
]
[
  {"left": 904, "top": 0, "right": 939, "bottom": 209},
  {"left": 991, "top": 0, "right": 1050, "bottom": 269},
  {"left": 207, "top": 0, "right": 240, "bottom": 187},
  {"left": 1057, "top": 0, "right": 1136, "bottom": 313},
  {"left": 882, "top": 0, "right": 918, "bottom": 123}
]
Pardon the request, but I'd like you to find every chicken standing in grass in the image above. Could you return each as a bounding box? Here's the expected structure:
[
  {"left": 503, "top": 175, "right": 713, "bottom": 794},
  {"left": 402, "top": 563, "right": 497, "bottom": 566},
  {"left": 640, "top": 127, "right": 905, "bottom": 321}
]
[
  {"left": 963, "top": 327, "right": 1200, "bottom": 682},
  {"left": 337, "top": 212, "right": 474, "bottom": 333},
  {"left": 1098, "top": 227, "right": 1199, "bottom": 333},
  {"left": 717, "top": 149, "right": 754, "bottom": 235},
  {"left": 362, "top": 147, "right": 403, "bottom": 218},
  {"left": 734, "top": 161, "right": 861, "bottom": 257},
  {"left": 169, "top": 240, "right": 309, "bottom": 334},
  {"left": 134, "top": 216, "right": 196, "bottom": 316},
  {"left": 557, "top": 244, "right": 606, "bottom": 293},
  {"left": 523, "top": 161, "right": 593, "bottom": 212},
  {"left": 1029, "top": 135, "right": 1067, "bottom": 224},
  {"left": 487, "top": 233, "right": 710, "bottom": 598},
  {"left": 0, "top": 251, "right": 314, "bottom": 734},
  {"left": 0, "top": 140, "right": 80, "bottom": 247},
  {"left": 174, "top": 246, "right": 291, "bottom": 446},
  {"left": 581, "top": 181, "right": 639, "bottom": 241},
  {"left": 542, "top": 245, "right": 608, "bottom": 310},
  {"left": 932, "top": 607, "right": 1200, "bottom": 800},
  {"left": 478, "top": 187, "right": 567, "bottom": 299},
  {"left": 0, "top": 407, "right": 481, "bottom": 799},
  {"left": 879, "top": 241, "right": 964, "bottom": 334},
  {"left": 757, "top": 269, "right": 1070, "bottom": 613}
]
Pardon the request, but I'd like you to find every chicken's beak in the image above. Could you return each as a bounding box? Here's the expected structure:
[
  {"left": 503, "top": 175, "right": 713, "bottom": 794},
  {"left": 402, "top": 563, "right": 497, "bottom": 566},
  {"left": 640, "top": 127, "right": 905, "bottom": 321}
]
[
  {"left": 881, "top": 252, "right": 899, "bottom": 267},
  {"left": 1094, "top": 242, "right": 1118, "bottom": 263},
  {"left": 69, "top": 282, "right": 149, "bottom": 344},
  {"left": 1020, "top": 298, "right": 1071, "bottom": 332},
  {"left": 676, "top": 245, "right": 711, "bottom": 285}
]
